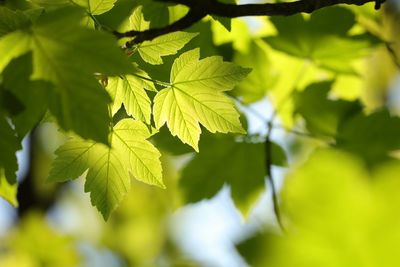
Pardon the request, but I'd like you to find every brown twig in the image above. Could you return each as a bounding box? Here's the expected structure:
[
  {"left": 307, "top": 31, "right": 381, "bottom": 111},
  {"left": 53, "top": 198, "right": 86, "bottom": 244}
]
[{"left": 115, "top": 0, "right": 383, "bottom": 47}]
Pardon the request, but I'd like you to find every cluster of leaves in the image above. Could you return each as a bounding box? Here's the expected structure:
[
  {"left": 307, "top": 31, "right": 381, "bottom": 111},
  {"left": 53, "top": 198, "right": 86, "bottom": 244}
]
[
  {"left": 232, "top": 5, "right": 400, "bottom": 267},
  {"left": 0, "top": 0, "right": 254, "bottom": 219},
  {"left": 238, "top": 150, "right": 400, "bottom": 266}
]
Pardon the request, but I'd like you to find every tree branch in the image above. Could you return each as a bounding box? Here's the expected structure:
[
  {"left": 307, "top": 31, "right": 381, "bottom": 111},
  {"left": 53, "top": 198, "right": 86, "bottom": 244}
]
[
  {"left": 115, "top": 7, "right": 206, "bottom": 47},
  {"left": 164, "top": 0, "right": 381, "bottom": 17},
  {"left": 115, "top": 0, "right": 383, "bottom": 47}
]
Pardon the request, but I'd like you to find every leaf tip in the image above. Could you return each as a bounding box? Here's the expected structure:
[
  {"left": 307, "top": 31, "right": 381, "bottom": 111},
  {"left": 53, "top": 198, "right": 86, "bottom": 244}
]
[
  {"left": 191, "top": 142, "right": 200, "bottom": 152},
  {"left": 99, "top": 209, "right": 111, "bottom": 221}
]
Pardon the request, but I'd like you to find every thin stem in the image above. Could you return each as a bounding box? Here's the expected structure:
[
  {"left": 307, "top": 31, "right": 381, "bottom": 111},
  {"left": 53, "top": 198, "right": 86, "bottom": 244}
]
[
  {"left": 265, "top": 62, "right": 312, "bottom": 232},
  {"left": 272, "top": 123, "right": 331, "bottom": 140},
  {"left": 386, "top": 42, "right": 400, "bottom": 70},
  {"left": 265, "top": 121, "right": 285, "bottom": 232},
  {"left": 132, "top": 73, "right": 170, "bottom": 88},
  {"left": 356, "top": 18, "right": 400, "bottom": 71},
  {"left": 88, "top": 13, "right": 102, "bottom": 30}
]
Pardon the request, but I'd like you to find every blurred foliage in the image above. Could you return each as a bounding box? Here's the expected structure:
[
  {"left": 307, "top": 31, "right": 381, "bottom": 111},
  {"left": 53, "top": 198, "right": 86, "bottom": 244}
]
[
  {"left": 238, "top": 149, "right": 400, "bottom": 267},
  {"left": 0, "top": 213, "right": 80, "bottom": 267},
  {"left": 179, "top": 132, "right": 286, "bottom": 217}
]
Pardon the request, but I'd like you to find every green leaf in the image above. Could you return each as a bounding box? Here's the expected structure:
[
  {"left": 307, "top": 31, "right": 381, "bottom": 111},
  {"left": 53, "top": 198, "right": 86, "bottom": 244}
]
[
  {"left": 29, "top": 0, "right": 71, "bottom": 8},
  {"left": 336, "top": 109, "right": 400, "bottom": 165},
  {"left": 153, "top": 49, "right": 250, "bottom": 151},
  {"left": 48, "top": 119, "right": 164, "bottom": 219},
  {"left": 295, "top": 83, "right": 400, "bottom": 164},
  {"left": 31, "top": 0, "right": 117, "bottom": 15},
  {"left": 119, "top": 5, "right": 149, "bottom": 32},
  {"left": 269, "top": 141, "right": 288, "bottom": 167},
  {"left": 265, "top": 7, "right": 377, "bottom": 73},
  {"left": 71, "top": 0, "right": 117, "bottom": 15},
  {"left": 241, "top": 149, "right": 400, "bottom": 267},
  {"left": 180, "top": 133, "right": 267, "bottom": 215},
  {"left": 138, "top": 32, "right": 199, "bottom": 65},
  {"left": 294, "top": 81, "right": 361, "bottom": 136},
  {"left": 151, "top": 126, "right": 193, "bottom": 155},
  {"left": 133, "top": 0, "right": 170, "bottom": 28},
  {"left": 8, "top": 214, "right": 80, "bottom": 267},
  {"left": 0, "top": 7, "right": 30, "bottom": 37},
  {"left": 0, "top": 87, "right": 25, "bottom": 117},
  {"left": 0, "top": 7, "right": 134, "bottom": 143},
  {"left": 233, "top": 40, "right": 277, "bottom": 103},
  {"left": 0, "top": 117, "right": 21, "bottom": 184},
  {"left": 0, "top": 31, "right": 31, "bottom": 71},
  {"left": 2, "top": 53, "right": 51, "bottom": 137},
  {"left": 210, "top": 0, "right": 236, "bottom": 31},
  {"left": 120, "top": 6, "right": 198, "bottom": 64},
  {"left": 180, "top": 133, "right": 286, "bottom": 215},
  {"left": 237, "top": 232, "right": 277, "bottom": 267},
  {"left": 106, "top": 66, "right": 155, "bottom": 124},
  {"left": 0, "top": 168, "right": 18, "bottom": 207}
]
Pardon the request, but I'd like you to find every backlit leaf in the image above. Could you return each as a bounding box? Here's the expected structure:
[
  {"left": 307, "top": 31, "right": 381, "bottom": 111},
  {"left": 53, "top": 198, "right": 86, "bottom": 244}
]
[
  {"left": 0, "top": 7, "right": 134, "bottom": 143},
  {"left": 153, "top": 49, "right": 250, "bottom": 151},
  {"left": 120, "top": 6, "right": 198, "bottom": 64},
  {"left": 48, "top": 119, "right": 163, "bottom": 219},
  {"left": 0, "top": 168, "right": 18, "bottom": 207},
  {"left": 107, "top": 67, "right": 155, "bottom": 124},
  {"left": 71, "top": 0, "right": 117, "bottom": 15},
  {"left": 138, "top": 32, "right": 198, "bottom": 65}
]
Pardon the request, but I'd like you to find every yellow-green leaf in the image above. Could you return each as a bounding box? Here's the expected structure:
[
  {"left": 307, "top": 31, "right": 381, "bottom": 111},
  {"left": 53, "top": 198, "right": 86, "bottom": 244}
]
[
  {"left": 106, "top": 67, "right": 155, "bottom": 124},
  {"left": 0, "top": 168, "right": 18, "bottom": 207},
  {"left": 71, "top": 0, "right": 117, "bottom": 15},
  {"left": 120, "top": 6, "right": 198, "bottom": 64},
  {"left": 48, "top": 119, "right": 164, "bottom": 219},
  {"left": 153, "top": 49, "right": 250, "bottom": 151},
  {"left": 138, "top": 32, "right": 198, "bottom": 65},
  {"left": 0, "top": 7, "right": 134, "bottom": 143}
]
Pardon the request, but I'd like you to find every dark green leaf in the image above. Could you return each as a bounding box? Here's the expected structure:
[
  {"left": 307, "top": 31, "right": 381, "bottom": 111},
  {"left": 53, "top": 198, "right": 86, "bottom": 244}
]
[
  {"left": 0, "top": 7, "right": 135, "bottom": 143},
  {"left": 0, "top": 6, "right": 30, "bottom": 37},
  {"left": 336, "top": 109, "right": 400, "bottom": 165},
  {"left": 0, "top": 117, "right": 21, "bottom": 184},
  {"left": 211, "top": 0, "right": 236, "bottom": 31},
  {"left": 0, "top": 88, "right": 25, "bottom": 116},
  {"left": 294, "top": 81, "right": 362, "bottom": 136},
  {"left": 180, "top": 133, "right": 269, "bottom": 215},
  {"left": 151, "top": 126, "right": 193, "bottom": 156},
  {"left": 232, "top": 40, "right": 277, "bottom": 103},
  {"left": 2, "top": 53, "right": 51, "bottom": 137},
  {"left": 265, "top": 7, "right": 378, "bottom": 73}
]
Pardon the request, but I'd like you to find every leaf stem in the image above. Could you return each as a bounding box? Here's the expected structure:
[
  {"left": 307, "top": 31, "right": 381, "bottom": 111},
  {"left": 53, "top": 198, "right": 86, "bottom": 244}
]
[
  {"left": 265, "top": 121, "right": 285, "bottom": 232},
  {"left": 132, "top": 73, "right": 170, "bottom": 88},
  {"left": 88, "top": 13, "right": 102, "bottom": 30}
]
